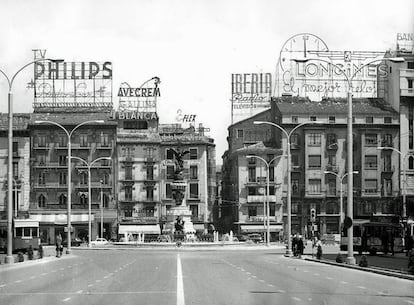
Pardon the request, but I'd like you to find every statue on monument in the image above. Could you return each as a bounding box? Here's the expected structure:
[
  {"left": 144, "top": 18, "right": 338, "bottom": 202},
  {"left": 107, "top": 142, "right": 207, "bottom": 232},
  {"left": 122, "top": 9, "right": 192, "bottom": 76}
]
[{"left": 168, "top": 148, "right": 189, "bottom": 205}]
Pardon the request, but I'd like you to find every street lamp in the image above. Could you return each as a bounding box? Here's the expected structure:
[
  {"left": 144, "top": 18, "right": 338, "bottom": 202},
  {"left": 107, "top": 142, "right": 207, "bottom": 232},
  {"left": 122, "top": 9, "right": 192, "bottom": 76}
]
[
  {"left": 70, "top": 156, "right": 111, "bottom": 247},
  {"left": 35, "top": 119, "right": 104, "bottom": 254},
  {"left": 100, "top": 179, "right": 104, "bottom": 239},
  {"left": 254, "top": 120, "right": 323, "bottom": 255},
  {"left": 324, "top": 171, "right": 359, "bottom": 230},
  {"left": 246, "top": 154, "right": 285, "bottom": 246},
  {"left": 293, "top": 56, "right": 404, "bottom": 264},
  {"left": 0, "top": 57, "right": 63, "bottom": 264}
]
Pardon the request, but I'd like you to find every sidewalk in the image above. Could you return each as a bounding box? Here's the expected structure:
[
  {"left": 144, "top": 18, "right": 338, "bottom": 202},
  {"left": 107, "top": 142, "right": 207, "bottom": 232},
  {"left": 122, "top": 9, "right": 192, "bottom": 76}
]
[{"left": 0, "top": 246, "right": 62, "bottom": 268}]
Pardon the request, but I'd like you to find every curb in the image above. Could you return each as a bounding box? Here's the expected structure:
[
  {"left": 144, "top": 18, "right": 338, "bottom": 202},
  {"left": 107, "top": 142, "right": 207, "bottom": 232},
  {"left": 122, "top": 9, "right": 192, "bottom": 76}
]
[
  {"left": 71, "top": 244, "right": 286, "bottom": 251},
  {"left": 302, "top": 256, "right": 414, "bottom": 281},
  {"left": 0, "top": 254, "right": 75, "bottom": 272}
]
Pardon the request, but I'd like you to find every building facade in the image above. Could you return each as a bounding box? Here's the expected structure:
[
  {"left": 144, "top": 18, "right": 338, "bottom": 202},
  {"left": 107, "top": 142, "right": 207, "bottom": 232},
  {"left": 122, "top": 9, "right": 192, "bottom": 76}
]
[{"left": 29, "top": 107, "right": 117, "bottom": 245}]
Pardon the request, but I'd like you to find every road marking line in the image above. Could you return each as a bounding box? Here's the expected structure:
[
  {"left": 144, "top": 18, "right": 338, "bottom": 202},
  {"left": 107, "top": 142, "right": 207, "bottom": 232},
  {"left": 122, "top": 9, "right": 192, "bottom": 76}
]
[
  {"left": 405, "top": 301, "right": 414, "bottom": 304},
  {"left": 267, "top": 284, "right": 274, "bottom": 287},
  {"left": 325, "top": 276, "right": 333, "bottom": 280},
  {"left": 0, "top": 284, "right": 6, "bottom": 288},
  {"left": 303, "top": 270, "right": 309, "bottom": 273},
  {"left": 30, "top": 276, "right": 36, "bottom": 279},
  {"left": 41, "top": 273, "right": 48, "bottom": 276},
  {"left": 308, "top": 298, "right": 312, "bottom": 301},
  {"left": 314, "top": 273, "right": 320, "bottom": 276},
  {"left": 340, "top": 281, "right": 348, "bottom": 284},
  {"left": 246, "top": 272, "right": 251, "bottom": 275},
  {"left": 76, "top": 290, "right": 83, "bottom": 294},
  {"left": 292, "top": 297, "right": 301, "bottom": 301},
  {"left": 278, "top": 290, "right": 286, "bottom": 293},
  {"left": 15, "top": 280, "right": 22, "bottom": 283},
  {"left": 177, "top": 254, "right": 185, "bottom": 305},
  {"left": 104, "top": 276, "right": 109, "bottom": 279},
  {"left": 62, "top": 297, "right": 71, "bottom": 302},
  {"left": 252, "top": 275, "right": 257, "bottom": 278},
  {"left": 357, "top": 286, "right": 367, "bottom": 289},
  {"left": 88, "top": 284, "right": 93, "bottom": 287},
  {"left": 259, "top": 279, "right": 265, "bottom": 283},
  {"left": 96, "top": 280, "right": 101, "bottom": 283}
]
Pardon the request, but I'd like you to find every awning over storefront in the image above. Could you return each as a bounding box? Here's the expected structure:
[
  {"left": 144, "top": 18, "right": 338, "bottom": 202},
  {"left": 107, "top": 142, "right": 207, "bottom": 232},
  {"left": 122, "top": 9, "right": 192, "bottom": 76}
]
[
  {"left": 30, "top": 214, "right": 93, "bottom": 224},
  {"left": 240, "top": 224, "right": 283, "bottom": 233},
  {"left": 118, "top": 224, "right": 161, "bottom": 235},
  {"left": 193, "top": 224, "right": 205, "bottom": 231}
]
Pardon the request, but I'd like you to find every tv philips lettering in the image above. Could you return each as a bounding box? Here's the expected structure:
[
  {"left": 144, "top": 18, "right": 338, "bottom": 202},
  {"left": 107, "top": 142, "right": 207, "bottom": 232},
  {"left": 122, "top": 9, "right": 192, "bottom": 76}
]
[{"left": 33, "top": 59, "right": 113, "bottom": 109}]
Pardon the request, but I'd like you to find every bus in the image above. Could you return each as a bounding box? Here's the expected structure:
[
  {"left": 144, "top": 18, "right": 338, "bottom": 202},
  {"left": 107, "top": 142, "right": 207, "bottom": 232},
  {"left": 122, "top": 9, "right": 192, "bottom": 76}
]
[
  {"left": 0, "top": 219, "right": 39, "bottom": 253},
  {"left": 340, "top": 219, "right": 404, "bottom": 255}
]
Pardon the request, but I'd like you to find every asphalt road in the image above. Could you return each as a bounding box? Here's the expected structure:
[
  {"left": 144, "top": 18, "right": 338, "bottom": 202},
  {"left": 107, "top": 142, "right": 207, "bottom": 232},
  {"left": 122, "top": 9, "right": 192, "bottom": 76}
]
[{"left": 0, "top": 249, "right": 413, "bottom": 305}]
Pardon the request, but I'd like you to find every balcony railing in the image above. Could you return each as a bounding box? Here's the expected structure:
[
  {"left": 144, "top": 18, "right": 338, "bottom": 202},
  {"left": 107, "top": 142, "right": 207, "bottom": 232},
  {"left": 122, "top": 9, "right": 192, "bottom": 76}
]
[
  {"left": 247, "top": 195, "right": 277, "bottom": 203},
  {"left": 400, "top": 69, "right": 414, "bottom": 78},
  {"left": 401, "top": 88, "right": 414, "bottom": 96},
  {"left": 120, "top": 216, "right": 158, "bottom": 223}
]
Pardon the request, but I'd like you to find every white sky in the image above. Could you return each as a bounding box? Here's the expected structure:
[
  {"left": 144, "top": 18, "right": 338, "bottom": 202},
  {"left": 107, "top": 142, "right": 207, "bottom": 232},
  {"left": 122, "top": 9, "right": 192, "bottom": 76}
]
[{"left": 0, "top": 0, "right": 413, "bottom": 163}]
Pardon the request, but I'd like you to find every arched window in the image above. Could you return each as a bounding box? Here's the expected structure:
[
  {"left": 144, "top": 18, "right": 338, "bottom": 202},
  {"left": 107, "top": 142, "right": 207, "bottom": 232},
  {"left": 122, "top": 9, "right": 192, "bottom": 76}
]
[
  {"left": 409, "top": 156, "right": 414, "bottom": 170},
  {"left": 59, "top": 194, "right": 67, "bottom": 206},
  {"left": 80, "top": 194, "right": 87, "bottom": 205},
  {"left": 38, "top": 194, "right": 46, "bottom": 208}
]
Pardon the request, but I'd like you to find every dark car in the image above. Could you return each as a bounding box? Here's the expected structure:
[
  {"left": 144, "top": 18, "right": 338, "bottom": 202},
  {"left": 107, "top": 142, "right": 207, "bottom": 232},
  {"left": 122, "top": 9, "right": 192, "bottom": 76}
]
[
  {"left": 235, "top": 234, "right": 250, "bottom": 242},
  {"left": 248, "top": 233, "right": 263, "bottom": 243},
  {"left": 63, "top": 237, "right": 83, "bottom": 247}
]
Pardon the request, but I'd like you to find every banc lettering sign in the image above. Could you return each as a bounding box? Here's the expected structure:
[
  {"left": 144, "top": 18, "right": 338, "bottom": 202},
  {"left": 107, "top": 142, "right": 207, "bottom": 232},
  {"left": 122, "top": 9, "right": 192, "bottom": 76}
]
[{"left": 32, "top": 50, "right": 113, "bottom": 109}]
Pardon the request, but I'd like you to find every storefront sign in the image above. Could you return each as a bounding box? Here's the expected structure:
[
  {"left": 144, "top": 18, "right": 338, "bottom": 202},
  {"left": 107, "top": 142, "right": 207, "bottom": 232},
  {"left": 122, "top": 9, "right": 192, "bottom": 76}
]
[
  {"left": 32, "top": 50, "right": 112, "bottom": 109},
  {"left": 110, "top": 111, "right": 158, "bottom": 120}
]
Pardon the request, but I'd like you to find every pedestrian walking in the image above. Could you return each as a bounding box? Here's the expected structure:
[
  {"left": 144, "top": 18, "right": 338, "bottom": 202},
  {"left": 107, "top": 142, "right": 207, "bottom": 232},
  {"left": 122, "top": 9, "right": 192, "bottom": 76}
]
[
  {"left": 56, "top": 234, "right": 62, "bottom": 258},
  {"left": 390, "top": 234, "right": 395, "bottom": 256},
  {"left": 297, "top": 236, "right": 304, "bottom": 259}
]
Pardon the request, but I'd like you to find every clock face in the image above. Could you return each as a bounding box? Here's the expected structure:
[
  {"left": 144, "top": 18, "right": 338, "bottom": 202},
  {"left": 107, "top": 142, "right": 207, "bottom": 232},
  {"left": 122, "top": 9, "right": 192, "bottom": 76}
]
[{"left": 279, "top": 33, "right": 329, "bottom": 72}]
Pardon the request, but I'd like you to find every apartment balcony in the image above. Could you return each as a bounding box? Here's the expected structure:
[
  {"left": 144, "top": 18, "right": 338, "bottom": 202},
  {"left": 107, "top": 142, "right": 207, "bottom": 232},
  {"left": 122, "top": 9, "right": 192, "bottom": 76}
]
[
  {"left": 381, "top": 165, "right": 395, "bottom": 173},
  {"left": 400, "top": 69, "right": 414, "bottom": 78},
  {"left": 54, "top": 144, "right": 68, "bottom": 150},
  {"left": 325, "top": 165, "right": 339, "bottom": 173},
  {"left": 33, "top": 162, "right": 67, "bottom": 168},
  {"left": 33, "top": 144, "right": 50, "bottom": 150},
  {"left": 96, "top": 143, "right": 113, "bottom": 150},
  {"left": 33, "top": 182, "right": 67, "bottom": 189},
  {"left": 71, "top": 144, "right": 90, "bottom": 150},
  {"left": 247, "top": 216, "right": 277, "bottom": 222},
  {"left": 290, "top": 143, "right": 300, "bottom": 150},
  {"left": 361, "top": 189, "right": 381, "bottom": 197},
  {"left": 75, "top": 182, "right": 112, "bottom": 189},
  {"left": 247, "top": 195, "right": 277, "bottom": 203},
  {"left": 380, "top": 140, "right": 393, "bottom": 148},
  {"left": 191, "top": 215, "right": 205, "bottom": 222},
  {"left": 401, "top": 88, "right": 414, "bottom": 96},
  {"left": 144, "top": 157, "right": 157, "bottom": 164},
  {"left": 291, "top": 165, "right": 302, "bottom": 172}
]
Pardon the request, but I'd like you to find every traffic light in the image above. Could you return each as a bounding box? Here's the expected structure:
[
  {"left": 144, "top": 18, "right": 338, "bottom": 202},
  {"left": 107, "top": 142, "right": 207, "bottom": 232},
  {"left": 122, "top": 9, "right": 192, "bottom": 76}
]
[{"left": 310, "top": 208, "right": 316, "bottom": 222}]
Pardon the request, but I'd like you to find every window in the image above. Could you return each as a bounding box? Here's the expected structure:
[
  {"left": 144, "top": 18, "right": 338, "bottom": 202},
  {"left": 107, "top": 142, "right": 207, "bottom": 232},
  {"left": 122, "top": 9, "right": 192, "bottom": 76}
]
[
  {"left": 189, "top": 183, "right": 198, "bottom": 198},
  {"left": 190, "top": 205, "right": 198, "bottom": 217},
  {"left": 59, "top": 155, "right": 67, "bottom": 166},
  {"left": 190, "top": 165, "right": 198, "bottom": 179},
  {"left": 166, "top": 183, "right": 172, "bottom": 199},
  {"left": 124, "top": 120, "right": 148, "bottom": 129},
  {"left": 310, "top": 116, "right": 317, "bottom": 121},
  {"left": 59, "top": 194, "right": 67, "bottom": 205},
  {"left": 101, "top": 173, "right": 109, "bottom": 185},
  {"left": 409, "top": 79, "right": 413, "bottom": 89},
  {"left": 13, "top": 162, "right": 18, "bottom": 179},
  {"left": 248, "top": 167, "right": 256, "bottom": 182},
  {"left": 291, "top": 202, "right": 298, "bottom": 214},
  {"left": 59, "top": 172, "right": 67, "bottom": 185},
  {"left": 365, "top": 134, "right": 377, "bottom": 146},
  {"left": 79, "top": 135, "right": 88, "bottom": 147},
  {"left": 382, "top": 134, "right": 393, "bottom": 146},
  {"left": 308, "top": 155, "right": 321, "bottom": 169},
  {"left": 80, "top": 172, "right": 88, "bottom": 185},
  {"left": 269, "top": 166, "right": 274, "bottom": 182},
  {"left": 308, "top": 179, "right": 321, "bottom": 194},
  {"left": 308, "top": 133, "right": 321, "bottom": 146},
  {"left": 101, "top": 133, "right": 109, "bottom": 147},
  {"left": 125, "top": 164, "right": 132, "bottom": 180},
  {"left": 408, "top": 62, "right": 414, "bottom": 69},
  {"left": 189, "top": 148, "right": 198, "bottom": 160},
  {"left": 237, "top": 129, "right": 244, "bottom": 138},
  {"left": 327, "top": 154, "right": 336, "bottom": 167},
  {"left": 124, "top": 209, "right": 132, "bottom": 217},
  {"left": 166, "top": 149, "right": 174, "bottom": 160},
  {"left": 291, "top": 116, "right": 298, "bottom": 123},
  {"left": 291, "top": 133, "right": 299, "bottom": 146},
  {"left": 103, "top": 194, "right": 109, "bottom": 208},
  {"left": 146, "top": 165, "right": 154, "bottom": 180},
  {"left": 80, "top": 194, "right": 87, "bottom": 205},
  {"left": 364, "top": 179, "right": 377, "bottom": 193},
  {"left": 327, "top": 133, "right": 337, "bottom": 147},
  {"left": 12, "top": 141, "right": 18, "bottom": 156},
  {"left": 366, "top": 116, "right": 374, "bottom": 124},
  {"left": 125, "top": 185, "right": 132, "bottom": 201},
  {"left": 292, "top": 179, "right": 299, "bottom": 194},
  {"left": 327, "top": 179, "right": 336, "bottom": 196},
  {"left": 38, "top": 136, "right": 46, "bottom": 147},
  {"left": 383, "top": 178, "right": 392, "bottom": 196},
  {"left": 248, "top": 187, "right": 256, "bottom": 196},
  {"left": 248, "top": 157, "right": 256, "bottom": 165},
  {"left": 329, "top": 116, "right": 335, "bottom": 123},
  {"left": 146, "top": 187, "right": 154, "bottom": 200},
  {"left": 38, "top": 194, "right": 46, "bottom": 208},
  {"left": 383, "top": 154, "right": 392, "bottom": 172},
  {"left": 326, "top": 201, "right": 338, "bottom": 214},
  {"left": 38, "top": 172, "right": 46, "bottom": 185},
  {"left": 166, "top": 165, "right": 175, "bottom": 180},
  {"left": 410, "top": 156, "right": 414, "bottom": 170},
  {"left": 58, "top": 135, "right": 67, "bottom": 147},
  {"left": 248, "top": 206, "right": 257, "bottom": 217},
  {"left": 38, "top": 155, "right": 46, "bottom": 165},
  {"left": 365, "top": 155, "right": 377, "bottom": 169},
  {"left": 291, "top": 154, "right": 299, "bottom": 167},
  {"left": 384, "top": 117, "right": 392, "bottom": 124}
]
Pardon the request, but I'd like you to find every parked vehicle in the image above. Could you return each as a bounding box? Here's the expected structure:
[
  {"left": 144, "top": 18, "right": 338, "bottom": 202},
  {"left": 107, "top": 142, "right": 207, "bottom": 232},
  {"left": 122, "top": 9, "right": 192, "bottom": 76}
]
[
  {"left": 63, "top": 237, "right": 83, "bottom": 247},
  {"left": 248, "top": 233, "right": 263, "bottom": 243},
  {"left": 90, "top": 237, "right": 109, "bottom": 247},
  {"left": 235, "top": 234, "right": 249, "bottom": 242},
  {"left": 157, "top": 235, "right": 172, "bottom": 243},
  {"left": 0, "top": 219, "right": 39, "bottom": 253}
]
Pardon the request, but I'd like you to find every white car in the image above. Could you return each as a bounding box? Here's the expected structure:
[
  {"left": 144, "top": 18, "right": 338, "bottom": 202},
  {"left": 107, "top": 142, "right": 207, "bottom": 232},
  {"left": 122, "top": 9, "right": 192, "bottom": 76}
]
[{"left": 90, "top": 238, "right": 109, "bottom": 247}]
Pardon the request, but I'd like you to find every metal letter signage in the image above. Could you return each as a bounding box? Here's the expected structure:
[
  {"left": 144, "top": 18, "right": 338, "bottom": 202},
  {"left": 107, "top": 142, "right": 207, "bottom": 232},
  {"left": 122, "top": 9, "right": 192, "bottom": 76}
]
[{"left": 32, "top": 51, "right": 113, "bottom": 110}]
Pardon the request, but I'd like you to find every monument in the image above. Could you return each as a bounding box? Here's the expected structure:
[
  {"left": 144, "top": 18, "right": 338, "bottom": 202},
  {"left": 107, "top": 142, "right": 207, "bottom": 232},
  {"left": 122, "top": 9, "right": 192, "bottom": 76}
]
[{"left": 166, "top": 148, "right": 196, "bottom": 238}]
